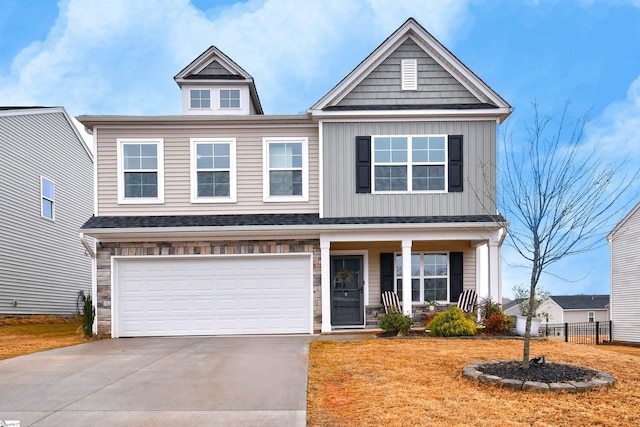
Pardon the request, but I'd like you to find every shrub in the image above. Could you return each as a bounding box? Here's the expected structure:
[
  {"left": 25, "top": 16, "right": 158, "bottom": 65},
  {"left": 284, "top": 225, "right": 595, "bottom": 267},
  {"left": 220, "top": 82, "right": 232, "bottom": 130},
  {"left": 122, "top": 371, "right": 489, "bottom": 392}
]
[
  {"left": 482, "top": 313, "right": 513, "bottom": 335},
  {"left": 379, "top": 311, "right": 414, "bottom": 336},
  {"left": 428, "top": 307, "right": 476, "bottom": 337},
  {"left": 479, "top": 299, "right": 504, "bottom": 320},
  {"left": 82, "top": 294, "right": 95, "bottom": 337}
]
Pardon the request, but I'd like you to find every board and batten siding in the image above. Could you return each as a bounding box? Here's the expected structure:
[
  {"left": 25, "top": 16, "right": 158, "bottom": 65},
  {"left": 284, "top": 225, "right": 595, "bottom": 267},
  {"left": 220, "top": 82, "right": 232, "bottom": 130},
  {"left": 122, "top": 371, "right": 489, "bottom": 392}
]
[
  {"left": 337, "top": 38, "right": 479, "bottom": 108},
  {"left": 0, "top": 111, "right": 93, "bottom": 315},
  {"left": 95, "top": 123, "right": 319, "bottom": 216},
  {"left": 322, "top": 120, "right": 496, "bottom": 217},
  {"left": 609, "top": 205, "right": 640, "bottom": 343}
]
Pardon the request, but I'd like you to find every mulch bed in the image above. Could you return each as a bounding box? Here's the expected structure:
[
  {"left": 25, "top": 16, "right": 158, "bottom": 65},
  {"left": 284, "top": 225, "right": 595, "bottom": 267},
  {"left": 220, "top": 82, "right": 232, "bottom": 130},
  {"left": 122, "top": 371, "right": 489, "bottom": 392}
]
[{"left": 480, "top": 360, "right": 598, "bottom": 383}]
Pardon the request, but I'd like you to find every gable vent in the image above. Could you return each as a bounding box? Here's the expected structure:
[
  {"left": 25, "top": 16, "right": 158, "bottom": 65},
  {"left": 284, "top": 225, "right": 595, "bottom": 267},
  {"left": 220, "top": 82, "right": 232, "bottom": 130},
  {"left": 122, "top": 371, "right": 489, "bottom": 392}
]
[{"left": 401, "top": 59, "right": 418, "bottom": 90}]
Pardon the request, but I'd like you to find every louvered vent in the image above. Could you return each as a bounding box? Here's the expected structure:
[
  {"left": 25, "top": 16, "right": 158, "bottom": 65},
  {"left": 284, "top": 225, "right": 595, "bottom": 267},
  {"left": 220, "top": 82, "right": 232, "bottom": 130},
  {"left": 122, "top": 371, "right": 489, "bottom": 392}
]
[{"left": 401, "top": 59, "right": 418, "bottom": 90}]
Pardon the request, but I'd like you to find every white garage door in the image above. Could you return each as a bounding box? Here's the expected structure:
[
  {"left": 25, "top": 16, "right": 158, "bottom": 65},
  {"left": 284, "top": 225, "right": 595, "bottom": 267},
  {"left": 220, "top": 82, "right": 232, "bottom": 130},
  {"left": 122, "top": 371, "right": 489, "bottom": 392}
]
[{"left": 114, "top": 255, "right": 312, "bottom": 337}]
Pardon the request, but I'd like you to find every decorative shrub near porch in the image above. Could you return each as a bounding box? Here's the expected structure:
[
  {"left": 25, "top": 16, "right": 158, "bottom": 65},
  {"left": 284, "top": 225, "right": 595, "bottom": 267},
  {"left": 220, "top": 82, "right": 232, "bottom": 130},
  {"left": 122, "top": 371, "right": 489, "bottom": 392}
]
[
  {"left": 379, "top": 311, "right": 414, "bottom": 336},
  {"left": 428, "top": 307, "right": 476, "bottom": 337}
]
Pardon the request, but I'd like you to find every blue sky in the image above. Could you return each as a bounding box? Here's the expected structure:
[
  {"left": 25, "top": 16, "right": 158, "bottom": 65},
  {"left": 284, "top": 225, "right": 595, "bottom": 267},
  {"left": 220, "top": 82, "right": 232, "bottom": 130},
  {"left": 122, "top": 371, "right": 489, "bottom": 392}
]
[{"left": 1, "top": 0, "right": 639, "bottom": 298}]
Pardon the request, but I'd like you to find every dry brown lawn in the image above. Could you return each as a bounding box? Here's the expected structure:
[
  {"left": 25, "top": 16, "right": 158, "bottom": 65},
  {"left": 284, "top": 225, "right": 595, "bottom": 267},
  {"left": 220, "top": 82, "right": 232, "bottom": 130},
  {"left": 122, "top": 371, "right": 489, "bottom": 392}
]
[
  {"left": 0, "top": 315, "right": 86, "bottom": 360},
  {"left": 307, "top": 337, "right": 640, "bottom": 427}
]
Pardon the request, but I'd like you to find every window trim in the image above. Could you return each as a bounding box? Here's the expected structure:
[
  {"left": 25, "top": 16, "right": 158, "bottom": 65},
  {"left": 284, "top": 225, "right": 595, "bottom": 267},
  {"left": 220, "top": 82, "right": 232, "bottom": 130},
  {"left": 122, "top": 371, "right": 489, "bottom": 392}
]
[
  {"left": 189, "top": 89, "right": 212, "bottom": 110},
  {"left": 372, "top": 135, "right": 448, "bottom": 194},
  {"left": 40, "top": 176, "right": 55, "bottom": 221},
  {"left": 117, "top": 138, "right": 165, "bottom": 204},
  {"left": 190, "top": 138, "right": 237, "bottom": 203},
  {"left": 262, "top": 137, "right": 309, "bottom": 202},
  {"left": 394, "top": 252, "right": 450, "bottom": 304},
  {"left": 588, "top": 311, "right": 595, "bottom": 323},
  {"left": 219, "top": 88, "right": 241, "bottom": 110}
]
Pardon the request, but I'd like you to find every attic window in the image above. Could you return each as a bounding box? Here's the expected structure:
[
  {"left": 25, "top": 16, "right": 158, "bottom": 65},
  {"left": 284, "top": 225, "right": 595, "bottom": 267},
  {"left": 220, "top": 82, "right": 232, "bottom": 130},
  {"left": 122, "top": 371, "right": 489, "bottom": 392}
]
[
  {"left": 401, "top": 59, "right": 418, "bottom": 91},
  {"left": 190, "top": 89, "right": 211, "bottom": 109}
]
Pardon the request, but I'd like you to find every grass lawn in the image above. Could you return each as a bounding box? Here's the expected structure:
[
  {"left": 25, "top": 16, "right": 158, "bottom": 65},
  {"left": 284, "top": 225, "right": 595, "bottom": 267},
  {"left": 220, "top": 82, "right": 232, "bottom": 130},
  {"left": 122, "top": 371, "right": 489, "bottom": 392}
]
[
  {"left": 0, "top": 316, "right": 86, "bottom": 360},
  {"left": 307, "top": 337, "right": 640, "bottom": 427}
]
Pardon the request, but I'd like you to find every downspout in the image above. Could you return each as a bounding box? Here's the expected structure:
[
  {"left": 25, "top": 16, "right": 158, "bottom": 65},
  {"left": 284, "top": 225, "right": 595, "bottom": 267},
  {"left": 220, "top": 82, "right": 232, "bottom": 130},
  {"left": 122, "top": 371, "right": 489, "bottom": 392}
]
[{"left": 80, "top": 232, "right": 97, "bottom": 335}]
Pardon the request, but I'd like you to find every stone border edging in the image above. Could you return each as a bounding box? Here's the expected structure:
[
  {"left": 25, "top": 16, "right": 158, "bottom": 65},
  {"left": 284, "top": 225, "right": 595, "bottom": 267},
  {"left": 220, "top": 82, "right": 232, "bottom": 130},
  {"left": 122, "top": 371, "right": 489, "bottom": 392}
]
[{"left": 462, "top": 359, "right": 616, "bottom": 393}]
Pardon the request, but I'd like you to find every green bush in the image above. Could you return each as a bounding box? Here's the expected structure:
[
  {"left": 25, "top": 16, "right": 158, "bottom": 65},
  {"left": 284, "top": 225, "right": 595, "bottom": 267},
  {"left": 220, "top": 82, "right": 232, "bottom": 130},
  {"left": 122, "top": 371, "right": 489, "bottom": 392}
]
[
  {"left": 479, "top": 299, "right": 504, "bottom": 320},
  {"left": 82, "top": 294, "right": 95, "bottom": 337},
  {"left": 379, "top": 311, "right": 414, "bottom": 336},
  {"left": 428, "top": 307, "right": 476, "bottom": 337}
]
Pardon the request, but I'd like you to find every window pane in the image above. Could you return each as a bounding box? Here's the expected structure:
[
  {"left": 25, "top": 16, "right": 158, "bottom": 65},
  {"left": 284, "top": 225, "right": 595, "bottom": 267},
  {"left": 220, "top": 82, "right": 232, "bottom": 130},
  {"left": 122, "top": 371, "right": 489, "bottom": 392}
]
[
  {"left": 424, "top": 278, "right": 447, "bottom": 301},
  {"left": 42, "top": 199, "right": 53, "bottom": 219},
  {"left": 269, "top": 142, "right": 302, "bottom": 169},
  {"left": 123, "top": 144, "right": 140, "bottom": 158},
  {"left": 411, "top": 254, "right": 420, "bottom": 276},
  {"left": 141, "top": 157, "right": 157, "bottom": 169},
  {"left": 140, "top": 144, "right": 157, "bottom": 157},
  {"left": 375, "top": 166, "right": 407, "bottom": 191},
  {"left": 124, "top": 144, "right": 157, "bottom": 171},
  {"left": 412, "top": 278, "right": 420, "bottom": 302},
  {"left": 41, "top": 178, "right": 54, "bottom": 199},
  {"left": 125, "top": 172, "right": 157, "bottom": 198},
  {"left": 424, "top": 254, "right": 448, "bottom": 277},
  {"left": 190, "top": 90, "right": 210, "bottom": 108},
  {"left": 412, "top": 137, "right": 428, "bottom": 162},
  {"left": 396, "top": 255, "right": 402, "bottom": 276},
  {"left": 269, "top": 170, "right": 302, "bottom": 196},
  {"left": 396, "top": 278, "right": 403, "bottom": 300},
  {"left": 197, "top": 143, "right": 213, "bottom": 157},
  {"left": 214, "top": 143, "right": 230, "bottom": 157},
  {"left": 198, "top": 171, "right": 230, "bottom": 197},
  {"left": 391, "top": 137, "right": 407, "bottom": 162},
  {"left": 413, "top": 165, "right": 444, "bottom": 191},
  {"left": 197, "top": 153, "right": 213, "bottom": 169}
]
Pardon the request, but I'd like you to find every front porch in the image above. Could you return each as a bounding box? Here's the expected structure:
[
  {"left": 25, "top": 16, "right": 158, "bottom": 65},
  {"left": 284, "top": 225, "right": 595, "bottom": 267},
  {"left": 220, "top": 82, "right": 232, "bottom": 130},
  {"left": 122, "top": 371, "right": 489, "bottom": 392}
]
[{"left": 319, "top": 227, "right": 504, "bottom": 333}]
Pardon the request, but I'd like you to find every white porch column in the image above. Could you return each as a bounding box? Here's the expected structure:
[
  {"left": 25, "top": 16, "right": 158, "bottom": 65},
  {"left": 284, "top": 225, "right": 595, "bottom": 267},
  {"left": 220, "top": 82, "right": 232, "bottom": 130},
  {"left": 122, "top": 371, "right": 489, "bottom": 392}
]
[
  {"left": 487, "top": 240, "right": 501, "bottom": 303},
  {"left": 320, "top": 239, "right": 331, "bottom": 333},
  {"left": 401, "top": 239, "right": 412, "bottom": 317}
]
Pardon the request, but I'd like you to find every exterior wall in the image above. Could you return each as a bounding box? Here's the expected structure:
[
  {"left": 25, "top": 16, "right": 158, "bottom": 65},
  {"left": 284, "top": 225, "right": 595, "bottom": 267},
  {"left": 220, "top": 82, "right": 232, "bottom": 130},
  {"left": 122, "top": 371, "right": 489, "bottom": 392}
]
[
  {"left": 322, "top": 120, "right": 497, "bottom": 217},
  {"left": 337, "top": 38, "right": 478, "bottom": 107},
  {"left": 95, "top": 239, "right": 321, "bottom": 336},
  {"left": 563, "top": 309, "right": 609, "bottom": 324},
  {"left": 610, "top": 205, "right": 640, "bottom": 343},
  {"left": 539, "top": 299, "right": 563, "bottom": 324},
  {"left": 95, "top": 121, "right": 319, "bottom": 216},
  {"left": 0, "top": 111, "right": 93, "bottom": 314}
]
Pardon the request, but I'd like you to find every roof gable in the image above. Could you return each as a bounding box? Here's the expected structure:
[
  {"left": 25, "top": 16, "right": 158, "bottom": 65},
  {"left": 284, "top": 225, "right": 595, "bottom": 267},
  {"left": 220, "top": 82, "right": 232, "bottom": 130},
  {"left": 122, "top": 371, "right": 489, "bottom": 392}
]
[
  {"left": 607, "top": 200, "right": 640, "bottom": 240},
  {"left": 174, "top": 46, "right": 263, "bottom": 114},
  {"left": 310, "top": 18, "right": 511, "bottom": 122}
]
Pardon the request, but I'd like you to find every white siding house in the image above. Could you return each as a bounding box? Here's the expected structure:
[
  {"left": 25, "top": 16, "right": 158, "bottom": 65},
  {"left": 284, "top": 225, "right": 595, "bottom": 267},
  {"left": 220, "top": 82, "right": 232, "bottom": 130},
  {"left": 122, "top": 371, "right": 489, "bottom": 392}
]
[
  {"left": 0, "top": 107, "right": 94, "bottom": 315},
  {"left": 607, "top": 201, "right": 640, "bottom": 344}
]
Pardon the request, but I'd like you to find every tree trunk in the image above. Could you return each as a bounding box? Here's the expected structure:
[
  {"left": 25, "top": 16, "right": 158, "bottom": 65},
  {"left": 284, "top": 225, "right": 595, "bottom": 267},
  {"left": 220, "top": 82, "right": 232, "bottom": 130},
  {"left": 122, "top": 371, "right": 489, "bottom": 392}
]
[{"left": 522, "top": 260, "right": 540, "bottom": 369}]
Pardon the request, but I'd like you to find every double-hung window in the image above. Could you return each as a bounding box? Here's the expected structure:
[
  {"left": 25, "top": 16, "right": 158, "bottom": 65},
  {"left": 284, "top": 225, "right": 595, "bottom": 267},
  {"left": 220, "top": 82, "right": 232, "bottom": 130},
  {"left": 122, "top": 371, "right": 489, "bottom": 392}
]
[
  {"left": 190, "top": 89, "right": 211, "bottom": 109},
  {"left": 117, "top": 139, "right": 164, "bottom": 204},
  {"left": 191, "top": 138, "right": 236, "bottom": 203},
  {"left": 41, "top": 176, "right": 55, "bottom": 220},
  {"left": 263, "top": 137, "right": 308, "bottom": 202},
  {"left": 373, "top": 135, "right": 446, "bottom": 192},
  {"left": 220, "top": 89, "right": 240, "bottom": 109},
  {"left": 395, "top": 253, "right": 448, "bottom": 303},
  {"left": 588, "top": 311, "right": 595, "bottom": 323}
]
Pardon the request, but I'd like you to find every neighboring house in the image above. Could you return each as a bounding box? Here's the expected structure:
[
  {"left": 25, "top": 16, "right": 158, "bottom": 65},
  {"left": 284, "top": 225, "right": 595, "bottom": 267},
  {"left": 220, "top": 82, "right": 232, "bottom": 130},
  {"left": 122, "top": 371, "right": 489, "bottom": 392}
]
[
  {"left": 607, "top": 201, "right": 640, "bottom": 344},
  {"left": 504, "top": 295, "right": 610, "bottom": 325},
  {"left": 0, "top": 107, "right": 94, "bottom": 315},
  {"left": 78, "top": 18, "right": 512, "bottom": 337}
]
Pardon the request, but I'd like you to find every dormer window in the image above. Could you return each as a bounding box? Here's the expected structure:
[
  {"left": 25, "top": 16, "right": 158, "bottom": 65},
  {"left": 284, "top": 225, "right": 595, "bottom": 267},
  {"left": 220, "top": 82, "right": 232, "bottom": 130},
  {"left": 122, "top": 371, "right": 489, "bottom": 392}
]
[
  {"left": 190, "top": 89, "right": 211, "bottom": 109},
  {"left": 220, "top": 89, "right": 240, "bottom": 109},
  {"left": 401, "top": 59, "right": 418, "bottom": 91}
]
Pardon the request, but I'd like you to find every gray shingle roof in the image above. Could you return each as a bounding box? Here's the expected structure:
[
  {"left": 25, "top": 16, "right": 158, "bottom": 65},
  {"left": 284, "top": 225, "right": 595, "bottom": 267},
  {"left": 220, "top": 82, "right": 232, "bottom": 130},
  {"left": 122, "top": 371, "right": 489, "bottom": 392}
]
[
  {"left": 81, "top": 214, "right": 506, "bottom": 229},
  {"left": 550, "top": 295, "right": 609, "bottom": 310}
]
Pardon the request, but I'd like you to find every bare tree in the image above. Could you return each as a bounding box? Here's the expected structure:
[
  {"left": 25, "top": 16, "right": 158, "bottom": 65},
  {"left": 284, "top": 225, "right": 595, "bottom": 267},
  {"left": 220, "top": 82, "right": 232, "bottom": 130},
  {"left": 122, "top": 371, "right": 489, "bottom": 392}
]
[{"left": 500, "top": 101, "right": 637, "bottom": 368}]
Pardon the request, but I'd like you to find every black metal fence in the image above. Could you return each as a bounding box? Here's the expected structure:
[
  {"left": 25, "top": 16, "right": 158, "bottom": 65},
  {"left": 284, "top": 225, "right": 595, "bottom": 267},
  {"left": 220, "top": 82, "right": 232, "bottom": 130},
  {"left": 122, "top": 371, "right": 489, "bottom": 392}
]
[{"left": 540, "top": 321, "right": 611, "bottom": 345}]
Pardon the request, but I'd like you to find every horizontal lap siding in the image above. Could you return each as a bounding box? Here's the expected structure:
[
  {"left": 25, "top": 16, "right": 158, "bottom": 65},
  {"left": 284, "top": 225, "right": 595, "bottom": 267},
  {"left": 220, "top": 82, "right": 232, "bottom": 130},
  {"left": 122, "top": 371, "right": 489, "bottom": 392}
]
[
  {"left": 610, "top": 209, "right": 640, "bottom": 343},
  {"left": 96, "top": 123, "right": 319, "bottom": 215},
  {"left": 323, "top": 120, "right": 496, "bottom": 217},
  {"left": 338, "top": 38, "right": 479, "bottom": 107},
  {"left": 0, "top": 112, "right": 93, "bottom": 314}
]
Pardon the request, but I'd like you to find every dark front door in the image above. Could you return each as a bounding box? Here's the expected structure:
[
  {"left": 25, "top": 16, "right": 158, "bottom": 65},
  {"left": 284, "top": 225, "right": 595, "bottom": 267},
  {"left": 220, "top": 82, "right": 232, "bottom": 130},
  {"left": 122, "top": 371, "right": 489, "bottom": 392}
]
[{"left": 331, "top": 256, "right": 364, "bottom": 326}]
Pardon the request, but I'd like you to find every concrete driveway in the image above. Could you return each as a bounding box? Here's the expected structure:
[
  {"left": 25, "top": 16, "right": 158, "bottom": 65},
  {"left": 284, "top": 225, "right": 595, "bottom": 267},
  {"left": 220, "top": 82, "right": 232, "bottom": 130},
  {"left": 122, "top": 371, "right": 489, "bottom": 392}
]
[{"left": 0, "top": 335, "right": 314, "bottom": 427}]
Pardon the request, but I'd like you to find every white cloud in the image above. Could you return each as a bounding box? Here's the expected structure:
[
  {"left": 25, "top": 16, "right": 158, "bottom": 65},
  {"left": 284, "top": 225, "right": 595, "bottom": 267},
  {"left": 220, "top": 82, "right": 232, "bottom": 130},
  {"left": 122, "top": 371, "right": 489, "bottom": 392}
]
[{"left": 0, "top": 0, "right": 470, "bottom": 117}]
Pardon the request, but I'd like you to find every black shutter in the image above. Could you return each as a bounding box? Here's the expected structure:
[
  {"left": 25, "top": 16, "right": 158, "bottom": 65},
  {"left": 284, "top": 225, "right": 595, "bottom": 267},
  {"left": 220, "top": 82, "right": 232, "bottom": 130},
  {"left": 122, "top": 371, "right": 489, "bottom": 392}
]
[
  {"left": 448, "top": 135, "right": 463, "bottom": 192},
  {"left": 355, "top": 136, "right": 371, "bottom": 193},
  {"left": 449, "top": 252, "right": 464, "bottom": 302},
  {"left": 380, "top": 253, "right": 395, "bottom": 295}
]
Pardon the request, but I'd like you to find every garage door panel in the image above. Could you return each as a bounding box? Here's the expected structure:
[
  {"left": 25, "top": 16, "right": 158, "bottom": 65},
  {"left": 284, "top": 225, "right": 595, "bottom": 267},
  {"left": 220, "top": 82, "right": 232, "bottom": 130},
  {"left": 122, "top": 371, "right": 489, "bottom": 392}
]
[{"left": 116, "top": 256, "right": 311, "bottom": 337}]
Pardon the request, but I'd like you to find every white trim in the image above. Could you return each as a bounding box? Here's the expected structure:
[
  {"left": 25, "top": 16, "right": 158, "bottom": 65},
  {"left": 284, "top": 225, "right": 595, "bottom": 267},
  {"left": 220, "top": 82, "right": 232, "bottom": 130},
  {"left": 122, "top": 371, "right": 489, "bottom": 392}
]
[
  {"left": 401, "top": 59, "right": 418, "bottom": 91},
  {"left": 318, "top": 120, "right": 324, "bottom": 218},
  {"left": 308, "top": 108, "right": 511, "bottom": 123},
  {"left": 190, "top": 138, "right": 237, "bottom": 203},
  {"left": 93, "top": 127, "right": 99, "bottom": 215},
  {"left": 111, "top": 252, "right": 314, "bottom": 338},
  {"left": 40, "top": 175, "right": 55, "bottom": 221},
  {"left": 371, "top": 134, "right": 448, "bottom": 194},
  {"left": 116, "top": 138, "right": 164, "bottom": 204},
  {"left": 262, "top": 137, "right": 309, "bottom": 202}
]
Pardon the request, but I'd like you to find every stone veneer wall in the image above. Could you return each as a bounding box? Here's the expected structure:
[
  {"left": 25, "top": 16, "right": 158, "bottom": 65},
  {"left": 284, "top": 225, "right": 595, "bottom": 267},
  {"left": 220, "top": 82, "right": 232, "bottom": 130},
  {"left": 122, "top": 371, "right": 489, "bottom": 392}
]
[{"left": 96, "top": 239, "right": 321, "bottom": 336}]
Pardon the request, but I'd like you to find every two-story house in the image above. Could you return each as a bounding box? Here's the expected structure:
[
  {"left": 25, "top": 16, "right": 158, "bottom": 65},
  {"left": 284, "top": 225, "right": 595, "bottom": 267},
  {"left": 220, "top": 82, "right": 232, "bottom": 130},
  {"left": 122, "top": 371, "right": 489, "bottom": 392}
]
[
  {"left": 0, "top": 107, "right": 94, "bottom": 315},
  {"left": 78, "top": 18, "right": 511, "bottom": 337}
]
